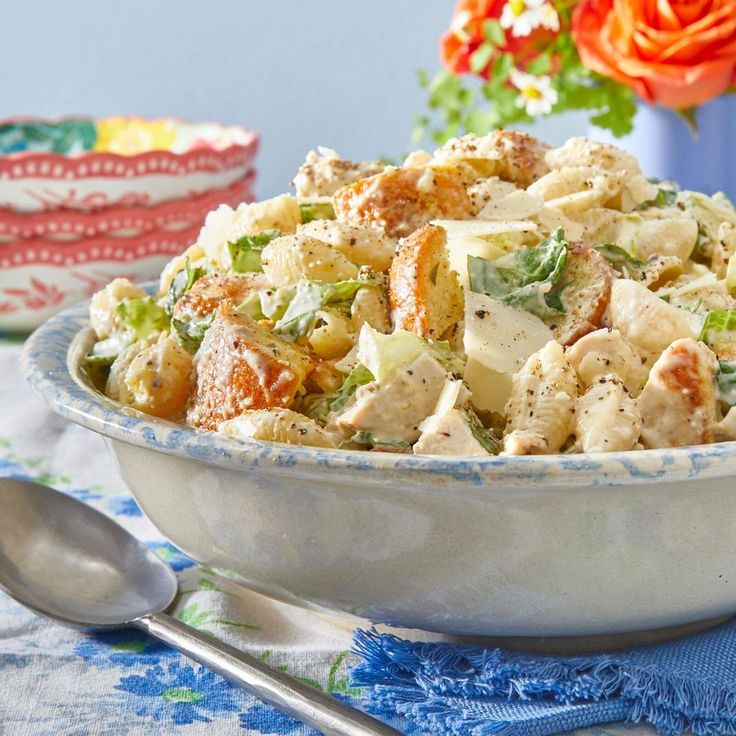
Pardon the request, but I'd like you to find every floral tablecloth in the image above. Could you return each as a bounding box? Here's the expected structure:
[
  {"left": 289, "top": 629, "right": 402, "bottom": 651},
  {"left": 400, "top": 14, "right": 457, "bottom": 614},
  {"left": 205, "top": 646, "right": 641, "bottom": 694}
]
[{"left": 0, "top": 339, "right": 654, "bottom": 736}]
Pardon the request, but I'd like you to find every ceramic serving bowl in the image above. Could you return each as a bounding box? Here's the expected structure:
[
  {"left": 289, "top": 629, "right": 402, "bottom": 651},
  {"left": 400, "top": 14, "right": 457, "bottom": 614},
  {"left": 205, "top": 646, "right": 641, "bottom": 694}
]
[
  {"left": 21, "top": 298, "right": 736, "bottom": 639},
  {"left": 0, "top": 117, "right": 258, "bottom": 213}
]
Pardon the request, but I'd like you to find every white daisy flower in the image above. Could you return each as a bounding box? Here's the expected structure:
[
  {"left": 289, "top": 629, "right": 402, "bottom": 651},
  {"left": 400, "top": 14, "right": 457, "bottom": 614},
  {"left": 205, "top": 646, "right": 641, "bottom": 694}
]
[
  {"left": 500, "top": 0, "right": 560, "bottom": 37},
  {"left": 450, "top": 9, "right": 474, "bottom": 42},
  {"left": 509, "top": 68, "right": 558, "bottom": 117}
]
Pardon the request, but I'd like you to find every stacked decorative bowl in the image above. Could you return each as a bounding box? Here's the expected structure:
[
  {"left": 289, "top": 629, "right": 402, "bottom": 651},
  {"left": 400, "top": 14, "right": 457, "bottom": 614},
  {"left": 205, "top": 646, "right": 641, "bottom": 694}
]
[{"left": 0, "top": 117, "right": 258, "bottom": 333}]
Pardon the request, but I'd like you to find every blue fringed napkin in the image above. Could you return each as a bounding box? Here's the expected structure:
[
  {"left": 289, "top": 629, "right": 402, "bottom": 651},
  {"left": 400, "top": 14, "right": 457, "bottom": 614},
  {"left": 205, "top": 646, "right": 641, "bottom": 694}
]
[{"left": 351, "top": 619, "right": 736, "bottom": 736}]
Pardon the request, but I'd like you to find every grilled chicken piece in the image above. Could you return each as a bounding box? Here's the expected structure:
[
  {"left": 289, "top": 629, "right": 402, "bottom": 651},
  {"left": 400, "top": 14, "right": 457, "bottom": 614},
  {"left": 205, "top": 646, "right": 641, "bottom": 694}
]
[
  {"left": 638, "top": 338, "right": 719, "bottom": 449},
  {"left": 332, "top": 352, "right": 448, "bottom": 444}
]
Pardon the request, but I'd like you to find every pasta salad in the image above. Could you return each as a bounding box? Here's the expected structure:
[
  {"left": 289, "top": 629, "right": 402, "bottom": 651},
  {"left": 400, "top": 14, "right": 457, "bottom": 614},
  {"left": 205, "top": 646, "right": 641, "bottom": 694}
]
[{"left": 86, "top": 133, "right": 736, "bottom": 456}]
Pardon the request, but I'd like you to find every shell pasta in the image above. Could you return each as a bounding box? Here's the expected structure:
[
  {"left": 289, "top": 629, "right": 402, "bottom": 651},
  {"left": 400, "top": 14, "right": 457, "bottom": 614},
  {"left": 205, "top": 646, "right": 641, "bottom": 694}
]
[{"left": 85, "top": 132, "right": 736, "bottom": 455}]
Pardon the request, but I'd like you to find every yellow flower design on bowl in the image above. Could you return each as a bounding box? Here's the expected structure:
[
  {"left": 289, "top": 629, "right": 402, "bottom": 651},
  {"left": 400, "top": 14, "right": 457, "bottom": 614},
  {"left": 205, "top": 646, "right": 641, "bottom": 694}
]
[{"left": 94, "top": 117, "right": 177, "bottom": 155}]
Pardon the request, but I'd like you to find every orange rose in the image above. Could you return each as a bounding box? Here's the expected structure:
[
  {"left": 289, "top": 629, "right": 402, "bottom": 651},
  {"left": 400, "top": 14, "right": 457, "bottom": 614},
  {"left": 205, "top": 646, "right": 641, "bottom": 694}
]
[
  {"left": 441, "top": 0, "right": 553, "bottom": 78},
  {"left": 572, "top": 0, "right": 736, "bottom": 109}
]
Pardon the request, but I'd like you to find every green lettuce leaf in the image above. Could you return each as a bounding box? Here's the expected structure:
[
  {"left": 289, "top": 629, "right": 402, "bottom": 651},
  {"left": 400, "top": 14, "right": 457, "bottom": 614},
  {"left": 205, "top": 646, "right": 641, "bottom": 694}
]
[
  {"left": 636, "top": 179, "right": 678, "bottom": 210},
  {"left": 116, "top": 297, "right": 169, "bottom": 340},
  {"left": 228, "top": 229, "right": 280, "bottom": 274},
  {"left": 717, "top": 360, "right": 736, "bottom": 406},
  {"left": 171, "top": 314, "right": 214, "bottom": 354},
  {"left": 593, "top": 243, "right": 645, "bottom": 276},
  {"left": 699, "top": 310, "right": 736, "bottom": 346},
  {"left": 468, "top": 228, "right": 568, "bottom": 318},
  {"left": 301, "top": 363, "right": 375, "bottom": 424},
  {"left": 273, "top": 279, "right": 369, "bottom": 341},
  {"left": 465, "top": 409, "right": 500, "bottom": 454},
  {"left": 237, "top": 293, "right": 266, "bottom": 321},
  {"left": 165, "top": 259, "right": 207, "bottom": 316},
  {"left": 356, "top": 324, "right": 462, "bottom": 383},
  {"left": 340, "top": 431, "right": 412, "bottom": 452},
  {"left": 329, "top": 364, "right": 374, "bottom": 413},
  {"left": 85, "top": 334, "right": 133, "bottom": 366},
  {"left": 299, "top": 201, "right": 336, "bottom": 223}
]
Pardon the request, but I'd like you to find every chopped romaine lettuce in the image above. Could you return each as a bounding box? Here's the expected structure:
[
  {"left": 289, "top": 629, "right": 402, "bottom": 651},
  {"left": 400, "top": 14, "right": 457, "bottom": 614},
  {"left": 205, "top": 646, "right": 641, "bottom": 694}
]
[
  {"left": 357, "top": 326, "right": 425, "bottom": 383},
  {"left": 85, "top": 333, "right": 132, "bottom": 366},
  {"left": 171, "top": 314, "right": 214, "bottom": 354},
  {"left": 238, "top": 286, "right": 297, "bottom": 322},
  {"left": 329, "top": 363, "right": 374, "bottom": 413},
  {"left": 356, "top": 324, "right": 460, "bottom": 384},
  {"left": 636, "top": 179, "right": 678, "bottom": 210},
  {"left": 340, "top": 431, "right": 412, "bottom": 452},
  {"left": 299, "top": 393, "right": 334, "bottom": 425},
  {"left": 259, "top": 286, "right": 295, "bottom": 320},
  {"left": 699, "top": 310, "right": 736, "bottom": 346},
  {"left": 465, "top": 409, "right": 500, "bottom": 454},
  {"left": 680, "top": 191, "right": 736, "bottom": 262},
  {"left": 593, "top": 243, "right": 645, "bottom": 276},
  {"left": 165, "top": 259, "right": 206, "bottom": 315},
  {"left": 273, "top": 279, "right": 368, "bottom": 341},
  {"left": 299, "top": 200, "right": 336, "bottom": 223},
  {"left": 717, "top": 360, "right": 736, "bottom": 406},
  {"left": 301, "top": 363, "right": 375, "bottom": 425},
  {"left": 237, "top": 292, "right": 266, "bottom": 321},
  {"left": 227, "top": 229, "right": 280, "bottom": 273},
  {"left": 116, "top": 297, "right": 169, "bottom": 340},
  {"left": 467, "top": 228, "right": 568, "bottom": 318}
]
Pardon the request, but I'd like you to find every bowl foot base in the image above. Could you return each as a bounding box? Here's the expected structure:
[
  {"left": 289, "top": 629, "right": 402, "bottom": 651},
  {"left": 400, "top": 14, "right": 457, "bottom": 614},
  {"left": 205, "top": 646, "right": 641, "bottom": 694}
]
[{"left": 379, "top": 614, "right": 736, "bottom": 654}]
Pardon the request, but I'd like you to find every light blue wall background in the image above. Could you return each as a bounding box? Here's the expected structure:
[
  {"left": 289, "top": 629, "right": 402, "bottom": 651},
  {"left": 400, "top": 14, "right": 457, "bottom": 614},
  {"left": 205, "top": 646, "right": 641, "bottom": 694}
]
[{"left": 0, "top": 0, "right": 585, "bottom": 198}]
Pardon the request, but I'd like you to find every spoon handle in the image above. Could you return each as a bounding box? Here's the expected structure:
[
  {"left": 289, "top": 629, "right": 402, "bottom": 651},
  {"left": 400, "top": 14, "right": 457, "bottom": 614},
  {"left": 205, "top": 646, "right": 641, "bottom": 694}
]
[{"left": 135, "top": 612, "right": 400, "bottom": 736}]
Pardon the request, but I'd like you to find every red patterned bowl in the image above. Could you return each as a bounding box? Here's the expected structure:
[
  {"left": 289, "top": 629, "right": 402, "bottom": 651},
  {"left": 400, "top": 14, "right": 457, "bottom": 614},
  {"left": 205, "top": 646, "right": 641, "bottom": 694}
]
[
  {"left": 0, "top": 179, "right": 256, "bottom": 333},
  {"left": 0, "top": 227, "right": 190, "bottom": 333},
  {"left": 0, "top": 117, "right": 259, "bottom": 332},
  {"left": 0, "top": 117, "right": 258, "bottom": 214},
  {"left": 0, "top": 172, "right": 255, "bottom": 243}
]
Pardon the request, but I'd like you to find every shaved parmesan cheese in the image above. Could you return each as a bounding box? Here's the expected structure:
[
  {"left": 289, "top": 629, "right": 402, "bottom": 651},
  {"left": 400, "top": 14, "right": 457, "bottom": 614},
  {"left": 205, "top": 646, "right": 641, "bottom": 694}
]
[
  {"left": 535, "top": 207, "right": 584, "bottom": 241},
  {"left": 431, "top": 219, "right": 537, "bottom": 238},
  {"left": 545, "top": 190, "right": 604, "bottom": 213},
  {"left": 447, "top": 234, "right": 506, "bottom": 289},
  {"left": 478, "top": 191, "right": 544, "bottom": 220},
  {"left": 463, "top": 292, "right": 552, "bottom": 412}
]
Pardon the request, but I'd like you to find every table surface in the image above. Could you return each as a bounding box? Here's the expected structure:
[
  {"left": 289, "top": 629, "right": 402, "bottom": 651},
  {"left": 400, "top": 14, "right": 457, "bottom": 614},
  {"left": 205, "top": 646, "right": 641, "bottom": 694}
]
[{"left": 0, "top": 340, "right": 656, "bottom": 736}]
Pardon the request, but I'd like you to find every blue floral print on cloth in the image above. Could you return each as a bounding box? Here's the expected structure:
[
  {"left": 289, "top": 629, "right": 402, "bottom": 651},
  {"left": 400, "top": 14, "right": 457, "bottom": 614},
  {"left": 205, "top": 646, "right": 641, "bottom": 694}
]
[{"left": 0, "top": 341, "right": 655, "bottom": 736}]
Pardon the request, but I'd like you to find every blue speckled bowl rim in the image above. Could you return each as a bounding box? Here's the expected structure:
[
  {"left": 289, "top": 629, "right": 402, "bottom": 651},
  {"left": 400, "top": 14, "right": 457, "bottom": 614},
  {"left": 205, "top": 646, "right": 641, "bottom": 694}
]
[{"left": 19, "top": 295, "right": 736, "bottom": 488}]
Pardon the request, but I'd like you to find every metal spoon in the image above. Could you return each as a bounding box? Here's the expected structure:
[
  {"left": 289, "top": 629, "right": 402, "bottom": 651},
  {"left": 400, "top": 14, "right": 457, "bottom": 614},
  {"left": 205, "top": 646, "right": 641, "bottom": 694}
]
[{"left": 0, "top": 477, "right": 400, "bottom": 736}]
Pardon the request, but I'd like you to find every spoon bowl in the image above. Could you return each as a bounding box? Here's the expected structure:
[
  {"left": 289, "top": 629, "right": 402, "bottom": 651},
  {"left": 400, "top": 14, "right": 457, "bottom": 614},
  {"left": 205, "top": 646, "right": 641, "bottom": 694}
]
[
  {"left": 0, "top": 476, "right": 399, "bottom": 735},
  {"left": 0, "top": 477, "right": 178, "bottom": 628}
]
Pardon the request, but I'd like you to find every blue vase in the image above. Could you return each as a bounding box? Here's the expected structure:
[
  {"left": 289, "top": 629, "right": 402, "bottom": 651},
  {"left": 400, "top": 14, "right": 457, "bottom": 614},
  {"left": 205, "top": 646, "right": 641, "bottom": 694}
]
[{"left": 590, "top": 96, "right": 736, "bottom": 199}]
